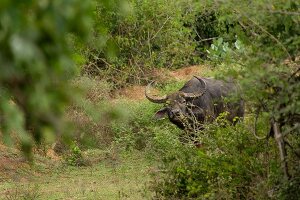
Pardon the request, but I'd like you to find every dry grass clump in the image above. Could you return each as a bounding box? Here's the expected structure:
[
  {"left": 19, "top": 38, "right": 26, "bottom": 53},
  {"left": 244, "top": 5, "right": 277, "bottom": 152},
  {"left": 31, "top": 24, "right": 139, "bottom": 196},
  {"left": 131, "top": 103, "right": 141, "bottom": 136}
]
[{"left": 66, "top": 76, "right": 116, "bottom": 149}]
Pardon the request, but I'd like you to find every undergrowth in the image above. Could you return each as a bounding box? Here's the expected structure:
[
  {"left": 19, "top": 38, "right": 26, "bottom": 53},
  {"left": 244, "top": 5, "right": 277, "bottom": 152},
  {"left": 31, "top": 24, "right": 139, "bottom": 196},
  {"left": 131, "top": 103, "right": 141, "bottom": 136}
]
[
  {"left": 78, "top": 0, "right": 231, "bottom": 87},
  {"left": 98, "top": 84, "right": 294, "bottom": 199}
]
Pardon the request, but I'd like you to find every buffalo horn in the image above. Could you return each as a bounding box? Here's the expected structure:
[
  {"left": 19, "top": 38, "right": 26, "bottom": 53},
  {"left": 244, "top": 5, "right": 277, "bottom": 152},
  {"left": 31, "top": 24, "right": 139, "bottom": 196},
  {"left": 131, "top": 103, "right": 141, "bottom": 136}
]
[
  {"left": 145, "top": 81, "right": 167, "bottom": 103},
  {"left": 182, "top": 76, "right": 207, "bottom": 98}
]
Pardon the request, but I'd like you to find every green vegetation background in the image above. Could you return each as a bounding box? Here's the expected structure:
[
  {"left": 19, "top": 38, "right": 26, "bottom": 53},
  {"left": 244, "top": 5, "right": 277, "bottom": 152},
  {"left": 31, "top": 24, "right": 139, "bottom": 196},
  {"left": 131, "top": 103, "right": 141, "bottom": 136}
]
[{"left": 0, "top": 0, "right": 299, "bottom": 199}]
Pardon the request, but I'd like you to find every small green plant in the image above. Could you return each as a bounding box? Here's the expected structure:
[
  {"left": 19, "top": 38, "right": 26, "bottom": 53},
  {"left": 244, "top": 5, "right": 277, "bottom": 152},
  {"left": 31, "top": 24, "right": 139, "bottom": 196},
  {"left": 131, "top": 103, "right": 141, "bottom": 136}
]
[
  {"left": 65, "top": 142, "right": 85, "bottom": 166},
  {"left": 206, "top": 37, "right": 246, "bottom": 65}
]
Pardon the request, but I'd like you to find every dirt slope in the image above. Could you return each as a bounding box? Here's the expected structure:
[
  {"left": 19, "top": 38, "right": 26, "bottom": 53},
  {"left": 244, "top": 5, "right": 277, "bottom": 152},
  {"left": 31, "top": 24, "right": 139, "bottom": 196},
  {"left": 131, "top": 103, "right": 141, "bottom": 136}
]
[{"left": 116, "top": 65, "right": 208, "bottom": 100}]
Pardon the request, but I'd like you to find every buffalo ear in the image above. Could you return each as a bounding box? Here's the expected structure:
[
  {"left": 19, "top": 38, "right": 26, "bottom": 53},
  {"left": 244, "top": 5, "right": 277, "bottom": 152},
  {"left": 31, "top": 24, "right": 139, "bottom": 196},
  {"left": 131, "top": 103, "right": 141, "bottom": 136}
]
[{"left": 154, "top": 108, "right": 168, "bottom": 119}]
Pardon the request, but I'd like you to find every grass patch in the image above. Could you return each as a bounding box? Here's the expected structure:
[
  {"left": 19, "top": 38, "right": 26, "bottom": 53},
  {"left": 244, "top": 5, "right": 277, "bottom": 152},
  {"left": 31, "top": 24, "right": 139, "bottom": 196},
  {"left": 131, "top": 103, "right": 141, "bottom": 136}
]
[{"left": 0, "top": 150, "right": 152, "bottom": 200}]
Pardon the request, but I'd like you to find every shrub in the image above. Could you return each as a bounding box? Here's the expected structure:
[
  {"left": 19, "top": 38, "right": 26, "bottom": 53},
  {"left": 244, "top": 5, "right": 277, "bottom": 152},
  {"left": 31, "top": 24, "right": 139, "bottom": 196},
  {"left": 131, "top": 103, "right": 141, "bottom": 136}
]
[
  {"left": 150, "top": 116, "right": 279, "bottom": 199},
  {"left": 65, "top": 76, "right": 131, "bottom": 150},
  {"left": 81, "top": 0, "right": 201, "bottom": 87},
  {"left": 193, "top": 8, "right": 238, "bottom": 59},
  {"left": 200, "top": 1, "right": 300, "bottom": 197},
  {"left": 65, "top": 142, "right": 86, "bottom": 167},
  {"left": 111, "top": 101, "right": 160, "bottom": 151},
  {"left": 0, "top": 0, "right": 93, "bottom": 157},
  {"left": 278, "top": 166, "right": 300, "bottom": 200}
]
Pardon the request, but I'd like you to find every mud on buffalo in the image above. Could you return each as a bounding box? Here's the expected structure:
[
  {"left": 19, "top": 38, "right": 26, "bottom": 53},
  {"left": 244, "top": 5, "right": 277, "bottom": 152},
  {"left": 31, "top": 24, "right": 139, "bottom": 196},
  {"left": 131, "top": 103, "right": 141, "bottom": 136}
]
[{"left": 145, "top": 76, "right": 244, "bottom": 131}]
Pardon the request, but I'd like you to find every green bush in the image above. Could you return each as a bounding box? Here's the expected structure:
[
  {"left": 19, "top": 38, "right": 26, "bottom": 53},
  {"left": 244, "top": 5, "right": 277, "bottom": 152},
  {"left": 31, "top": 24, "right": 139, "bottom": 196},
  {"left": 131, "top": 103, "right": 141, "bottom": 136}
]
[
  {"left": 278, "top": 166, "right": 300, "bottom": 200},
  {"left": 65, "top": 142, "right": 86, "bottom": 167},
  {"left": 146, "top": 1, "right": 300, "bottom": 198},
  {"left": 193, "top": 8, "right": 238, "bottom": 59},
  {"left": 66, "top": 78, "right": 134, "bottom": 150},
  {"left": 150, "top": 116, "right": 279, "bottom": 199},
  {"left": 67, "top": 77, "right": 115, "bottom": 149},
  {"left": 201, "top": 1, "right": 300, "bottom": 198},
  {"left": 82, "top": 0, "right": 201, "bottom": 86},
  {"left": 103, "top": 84, "right": 278, "bottom": 199},
  {"left": 0, "top": 0, "right": 93, "bottom": 157},
  {"left": 111, "top": 101, "right": 160, "bottom": 151}
]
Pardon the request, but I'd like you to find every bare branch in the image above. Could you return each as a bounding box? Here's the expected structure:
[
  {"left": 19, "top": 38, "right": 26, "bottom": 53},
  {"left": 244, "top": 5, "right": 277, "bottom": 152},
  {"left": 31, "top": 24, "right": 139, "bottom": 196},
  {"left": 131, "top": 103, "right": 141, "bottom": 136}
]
[
  {"left": 251, "top": 106, "right": 267, "bottom": 140},
  {"left": 198, "top": 37, "right": 219, "bottom": 43},
  {"left": 272, "top": 120, "right": 290, "bottom": 180},
  {"left": 151, "top": 16, "right": 171, "bottom": 41},
  {"left": 267, "top": 10, "right": 300, "bottom": 16}
]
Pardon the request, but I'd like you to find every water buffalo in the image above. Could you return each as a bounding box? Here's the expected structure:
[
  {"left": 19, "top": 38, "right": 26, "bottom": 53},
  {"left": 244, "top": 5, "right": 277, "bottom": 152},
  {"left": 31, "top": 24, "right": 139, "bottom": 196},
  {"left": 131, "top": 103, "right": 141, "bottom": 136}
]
[{"left": 145, "top": 76, "right": 244, "bottom": 131}]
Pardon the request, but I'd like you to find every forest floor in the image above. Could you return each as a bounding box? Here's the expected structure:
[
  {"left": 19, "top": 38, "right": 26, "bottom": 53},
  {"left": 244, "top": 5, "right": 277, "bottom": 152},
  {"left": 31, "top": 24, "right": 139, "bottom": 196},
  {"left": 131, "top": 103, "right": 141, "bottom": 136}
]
[{"left": 0, "top": 65, "right": 207, "bottom": 200}]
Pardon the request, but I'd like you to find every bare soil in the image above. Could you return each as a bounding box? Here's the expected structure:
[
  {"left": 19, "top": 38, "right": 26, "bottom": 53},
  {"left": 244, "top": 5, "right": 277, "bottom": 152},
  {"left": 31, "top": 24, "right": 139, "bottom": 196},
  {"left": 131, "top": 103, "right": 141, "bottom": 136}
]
[{"left": 116, "top": 65, "right": 208, "bottom": 100}]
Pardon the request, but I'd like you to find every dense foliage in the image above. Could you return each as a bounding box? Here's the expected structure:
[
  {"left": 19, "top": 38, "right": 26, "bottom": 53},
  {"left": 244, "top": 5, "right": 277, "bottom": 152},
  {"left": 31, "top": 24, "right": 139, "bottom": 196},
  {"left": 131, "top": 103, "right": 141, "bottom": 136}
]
[
  {"left": 208, "top": 0, "right": 300, "bottom": 176},
  {"left": 98, "top": 0, "right": 299, "bottom": 199},
  {"left": 0, "top": 1, "right": 93, "bottom": 156},
  {"left": 146, "top": 0, "right": 300, "bottom": 199},
  {"left": 81, "top": 0, "right": 204, "bottom": 86},
  {"left": 0, "top": 0, "right": 299, "bottom": 199}
]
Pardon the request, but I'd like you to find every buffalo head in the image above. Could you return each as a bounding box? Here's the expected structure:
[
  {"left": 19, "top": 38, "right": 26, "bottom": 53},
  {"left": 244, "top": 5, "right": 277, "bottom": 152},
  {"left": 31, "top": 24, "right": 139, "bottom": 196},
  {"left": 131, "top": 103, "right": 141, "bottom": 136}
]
[{"left": 145, "top": 76, "right": 207, "bottom": 130}]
